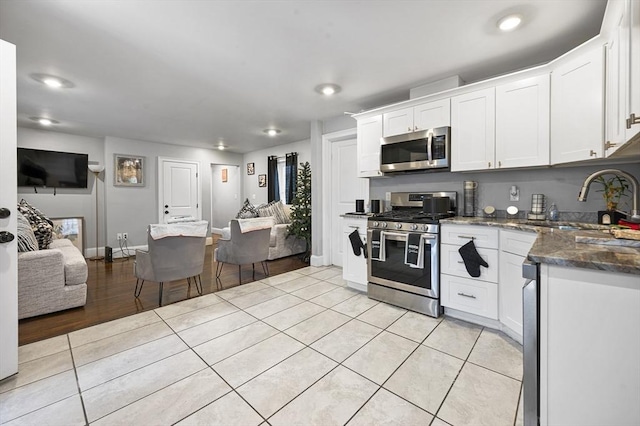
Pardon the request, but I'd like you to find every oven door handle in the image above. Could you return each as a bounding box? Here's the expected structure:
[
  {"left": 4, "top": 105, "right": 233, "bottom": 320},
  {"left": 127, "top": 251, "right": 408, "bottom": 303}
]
[
  {"left": 426, "top": 129, "right": 433, "bottom": 163},
  {"left": 380, "top": 231, "right": 437, "bottom": 240}
]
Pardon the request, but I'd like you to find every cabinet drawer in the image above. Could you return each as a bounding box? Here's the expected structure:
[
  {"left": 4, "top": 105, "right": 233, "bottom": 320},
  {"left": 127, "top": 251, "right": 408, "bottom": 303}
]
[
  {"left": 343, "top": 217, "right": 368, "bottom": 234},
  {"left": 441, "top": 274, "right": 498, "bottom": 319},
  {"left": 441, "top": 224, "right": 499, "bottom": 249},
  {"left": 441, "top": 243, "right": 498, "bottom": 283},
  {"left": 500, "top": 229, "right": 537, "bottom": 257}
]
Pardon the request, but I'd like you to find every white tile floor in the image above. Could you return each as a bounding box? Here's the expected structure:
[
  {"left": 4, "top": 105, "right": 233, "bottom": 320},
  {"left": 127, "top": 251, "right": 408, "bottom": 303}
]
[{"left": 0, "top": 266, "right": 524, "bottom": 426}]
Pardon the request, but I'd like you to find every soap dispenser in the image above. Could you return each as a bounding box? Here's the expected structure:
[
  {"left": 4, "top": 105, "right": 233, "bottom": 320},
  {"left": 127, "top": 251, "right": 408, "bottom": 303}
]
[{"left": 548, "top": 203, "right": 559, "bottom": 221}]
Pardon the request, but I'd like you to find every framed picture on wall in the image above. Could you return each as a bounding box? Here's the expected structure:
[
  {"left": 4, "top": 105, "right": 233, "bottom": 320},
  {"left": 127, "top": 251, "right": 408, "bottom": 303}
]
[
  {"left": 51, "top": 217, "right": 84, "bottom": 254},
  {"left": 258, "top": 174, "right": 267, "bottom": 187},
  {"left": 222, "top": 168, "right": 228, "bottom": 182},
  {"left": 247, "top": 162, "right": 255, "bottom": 175},
  {"left": 114, "top": 154, "right": 145, "bottom": 186}
]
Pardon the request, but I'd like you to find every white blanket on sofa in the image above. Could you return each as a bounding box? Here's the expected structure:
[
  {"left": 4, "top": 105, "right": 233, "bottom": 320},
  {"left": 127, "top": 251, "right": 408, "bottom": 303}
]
[
  {"left": 149, "top": 220, "right": 208, "bottom": 240},
  {"left": 237, "top": 217, "right": 275, "bottom": 233}
]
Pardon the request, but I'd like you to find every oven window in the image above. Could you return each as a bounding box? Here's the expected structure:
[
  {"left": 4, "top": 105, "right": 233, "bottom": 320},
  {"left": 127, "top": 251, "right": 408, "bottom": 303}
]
[
  {"left": 371, "top": 238, "right": 432, "bottom": 289},
  {"left": 381, "top": 140, "right": 428, "bottom": 164}
]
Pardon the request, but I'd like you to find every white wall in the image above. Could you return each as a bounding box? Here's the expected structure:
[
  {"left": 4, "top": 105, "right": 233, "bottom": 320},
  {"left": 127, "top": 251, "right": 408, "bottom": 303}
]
[
  {"left": 242, "top": 138, "right": 311, "bottom": 206},
  {"left": 17, "top": 128, "right": 105, "bottom": 256},
  {"left": 211, "top": 164, "right": 241, "bottom": 229}
]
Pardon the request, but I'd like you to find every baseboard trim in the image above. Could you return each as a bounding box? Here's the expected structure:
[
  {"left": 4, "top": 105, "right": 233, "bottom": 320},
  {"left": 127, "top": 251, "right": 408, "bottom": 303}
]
[{"left": 310, "top": 254, "right": 327, "bottom": 267}]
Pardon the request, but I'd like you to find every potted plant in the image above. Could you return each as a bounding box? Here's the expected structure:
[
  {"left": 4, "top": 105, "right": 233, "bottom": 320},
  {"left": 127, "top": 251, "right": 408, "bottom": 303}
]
[{"left": 594, "top": 175, "right": 630, "bottom": 224}]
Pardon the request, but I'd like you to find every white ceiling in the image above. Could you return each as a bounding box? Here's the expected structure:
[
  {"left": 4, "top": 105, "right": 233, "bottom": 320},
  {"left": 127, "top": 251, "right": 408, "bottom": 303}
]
[{"left": 0, "top": 0, "right": 607, "bottom": 153}]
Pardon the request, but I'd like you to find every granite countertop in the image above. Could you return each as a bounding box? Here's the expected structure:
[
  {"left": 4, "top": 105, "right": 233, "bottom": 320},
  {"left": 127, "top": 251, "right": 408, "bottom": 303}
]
[
  {"left": 341, "top": 213, "right": 373, "bottom": 218},
  {"left": 441, "top": 217, "right": 640, "bottom": 275}
]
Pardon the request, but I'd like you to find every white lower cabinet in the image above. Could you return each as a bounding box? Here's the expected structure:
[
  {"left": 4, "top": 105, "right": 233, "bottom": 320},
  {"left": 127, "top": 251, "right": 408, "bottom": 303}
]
[
  {"left": 539, "top": 264, "right": 640, "bottom": 426},
  {"left": 441, "top": 224, "right": 538, "bottom": 341},
  {"left": 440, "top": 224, "right": 499, "bottom": 320},
  {"left": 342, "top": 217, "right": 368, "bottom": 292},
  {"left": 499, "top": 230, "right": 537, "bottom": 340},
  {"left": 440, "top": 274, "right": 498, "bottom": 319}
]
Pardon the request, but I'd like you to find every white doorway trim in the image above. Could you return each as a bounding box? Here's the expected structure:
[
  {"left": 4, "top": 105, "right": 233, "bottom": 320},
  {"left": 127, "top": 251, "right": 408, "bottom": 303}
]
[
  {"left": 318, "top": 127, "right": 358, "bottom": 266},
  {"left": 157, "top": 157, "right": 202, "bottom": 223}
]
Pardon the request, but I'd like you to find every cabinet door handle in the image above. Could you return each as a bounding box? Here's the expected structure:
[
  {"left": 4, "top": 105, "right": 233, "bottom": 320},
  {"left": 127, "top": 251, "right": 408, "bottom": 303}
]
[
  {"left": 457, "top": 260, "right": 464, "bottom": 264},
  {"left": 457, "top": 292, "right": 476, "bottom": 299},
  {"left": 407, "top": 126, "right": 412, "bottom": 132},
  {"left": 488, "top": 161, "right": 491, "bottom": 168},
  {"left": 457, "top": 235, "right": 476, "bottom": 240},
  {"left": 498, "top": 160, "right": 502, "bottom": 167},
  {"left": 348, "top": 225, "right": 360, "bottom": 229},
  {"left": 627, "top": 113, "right": 640, "bottom": 129},
  {"left": 589, "top": 149, "right": 597, "bottom": 157}
]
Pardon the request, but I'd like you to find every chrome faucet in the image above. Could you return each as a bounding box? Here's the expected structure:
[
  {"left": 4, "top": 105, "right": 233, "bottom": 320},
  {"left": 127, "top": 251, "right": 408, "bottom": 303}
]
[{"left": 577, "top": 169, "right": 640, "bottom": 223}]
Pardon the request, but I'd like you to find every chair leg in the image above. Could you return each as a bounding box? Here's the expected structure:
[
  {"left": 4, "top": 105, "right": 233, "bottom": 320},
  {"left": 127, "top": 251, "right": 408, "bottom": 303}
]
[
  {"left": 215, "top": 261, "right": 224, "bottom": 278},
  {"left": 238, "top": 265, "right": 241, "bottom": 285},
  {"left": 134, "top": 279, "right": 145, "bottom": 298},
  {"left": 186, "top": 277, "right": 191, "bottom": 291},
  {"left": 195, "top": 275, "right": 203, "bottom": 295},
  {"left": 159, "top": 282, "right": 163, "bottom": 306},
  {"left": 262, "top": 261, "right": 269, "bottom": 277},
  {"left": 252, "top": 263, "right": 256, "bottom": 281}
]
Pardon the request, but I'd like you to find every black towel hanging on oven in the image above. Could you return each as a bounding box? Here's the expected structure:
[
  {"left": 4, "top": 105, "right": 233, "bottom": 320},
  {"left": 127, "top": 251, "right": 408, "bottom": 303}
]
[
  {"left": 370, "top": 229, "right": 384, "bottom": 261},
  {"left": 404, "top": 233, "right": 424, "bottom": 268},
  {"left": 458, "top": 240, "right": 488, "bottom": 277}
]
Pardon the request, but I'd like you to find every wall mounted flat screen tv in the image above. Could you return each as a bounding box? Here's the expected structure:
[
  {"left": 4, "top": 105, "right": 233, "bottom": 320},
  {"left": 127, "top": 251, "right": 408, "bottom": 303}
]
[{"left": 17, "top": 148, "right": 89, "bottom": 188}]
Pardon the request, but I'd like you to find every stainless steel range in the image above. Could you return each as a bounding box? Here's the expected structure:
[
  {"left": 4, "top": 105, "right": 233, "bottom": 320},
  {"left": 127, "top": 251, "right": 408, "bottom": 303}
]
[{"left": 367, "top": 191, "right": 457, "bottom": 318}]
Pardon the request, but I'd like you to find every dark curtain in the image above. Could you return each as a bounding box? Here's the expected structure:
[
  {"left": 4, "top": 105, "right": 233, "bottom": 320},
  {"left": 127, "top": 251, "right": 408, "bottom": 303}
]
[
  {"left": 285, "top": 152, "right": 298, "bottom": 204},
  {"left": 267, "top": 155, "right": 280, "bottom": 202}
]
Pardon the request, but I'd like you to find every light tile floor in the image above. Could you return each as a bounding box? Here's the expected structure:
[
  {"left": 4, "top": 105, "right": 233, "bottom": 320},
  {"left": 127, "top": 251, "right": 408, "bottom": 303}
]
[{"left": 0, "top": 265, "right": 524, "bottom": 426}]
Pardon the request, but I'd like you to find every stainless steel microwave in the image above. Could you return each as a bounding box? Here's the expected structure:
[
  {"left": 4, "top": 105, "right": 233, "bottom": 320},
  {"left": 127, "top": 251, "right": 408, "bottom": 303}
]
[{"left": 380, "top": 126, "right": 451, "bottom": 173}]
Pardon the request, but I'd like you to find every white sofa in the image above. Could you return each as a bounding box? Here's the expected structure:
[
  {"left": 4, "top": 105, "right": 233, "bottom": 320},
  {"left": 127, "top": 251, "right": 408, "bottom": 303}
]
[{"left": 18, "top": 238, "right": 88, "bottom": 319}]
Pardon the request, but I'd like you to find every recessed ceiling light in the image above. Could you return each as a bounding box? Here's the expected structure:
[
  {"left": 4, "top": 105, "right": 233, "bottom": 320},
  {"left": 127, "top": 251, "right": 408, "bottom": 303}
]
[
  {"left": 30, "top": 73, "right": 75, "bottom": 89},
  {"left": 218, "top": 145, "right": 225, "bottom": 150},
  {"left": 30, "top": 117, "right": 59, "bottom": 126},
  {"left": 498, "top": 14, "right": 522, "bottom": 32},
  {"left": 315, "top": 83, "right": 341, "bottom": 96},
  {"left": 263, "top": 128, "right": 281, "bottom": 137}
]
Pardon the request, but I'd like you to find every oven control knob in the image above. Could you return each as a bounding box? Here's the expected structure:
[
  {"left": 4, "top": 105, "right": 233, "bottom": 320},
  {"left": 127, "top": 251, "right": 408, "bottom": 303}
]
[
  {"left": 411, "top": 224, "right": 418, "bottom": 230},
  {"left": 381, "top": 222, "right": 388, "bottom": 228},
  {"left": 395, "top": 223, "right": 402, "bottom": 230},
  {"left": 373, "top": 222, "right": 379, "bottom": 227}
]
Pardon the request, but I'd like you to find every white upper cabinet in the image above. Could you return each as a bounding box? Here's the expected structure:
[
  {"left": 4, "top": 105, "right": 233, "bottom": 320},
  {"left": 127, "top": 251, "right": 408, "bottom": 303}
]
[
  {"left": 383, "top": 107, "right": 413, "bottom": 137},
  {"left": 451, "top": 87, "right": 496, "bottom": 172},
  {"left": 605, "top": 5, "right": 628, "bottom": 156},
  {"left": 605, "top": 0, "right": 640, "bottom": 157},
  {"left": 628, "top": 0, "right": 640, "bottom": 141},
  {"left": 382, "top": 99, "right": 450, "bottom": 137},
  {"left": 414, "top": 98, "right": 451, "bottom": 130},
  {"left": 496, "top": 74, "right": 550, "bottom": 168},
  {"left": 550, "top": 43, "right": 605, "bottom": 164},
  {"left": 356, "top": 114, "right": 383, "bottom": 177}
]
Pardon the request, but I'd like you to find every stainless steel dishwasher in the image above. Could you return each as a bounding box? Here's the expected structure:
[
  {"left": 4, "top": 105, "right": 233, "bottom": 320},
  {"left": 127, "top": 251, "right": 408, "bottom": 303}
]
[{"left": 522, "top": 259, "right": 540, "bottom": 426}]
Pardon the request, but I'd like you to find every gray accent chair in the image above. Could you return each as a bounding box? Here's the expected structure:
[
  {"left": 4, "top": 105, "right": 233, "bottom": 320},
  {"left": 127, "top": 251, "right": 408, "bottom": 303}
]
[
  {"left": 214, "top": 219, "right": 271, "bottom": 286},
  {"left": 134, "top": 226, "right": 207, "bottom": 305}
]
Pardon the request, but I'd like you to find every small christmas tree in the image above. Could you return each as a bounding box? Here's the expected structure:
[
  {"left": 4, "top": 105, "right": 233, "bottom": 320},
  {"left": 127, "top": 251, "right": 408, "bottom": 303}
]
[{"left": 287, "top": 161, "right": 311, "bottom": 262}]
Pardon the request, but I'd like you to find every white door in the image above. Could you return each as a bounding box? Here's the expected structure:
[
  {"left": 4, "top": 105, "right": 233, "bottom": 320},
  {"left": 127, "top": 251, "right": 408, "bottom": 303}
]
[
  {"left": 331, "top": 138, "right": 368, "bottom": 266},
  {"left": 0, "top": 39, "right": 18, "bottom": 380},
  {"left": 159, "top": 159, "right": 200, "bottom": 223}
]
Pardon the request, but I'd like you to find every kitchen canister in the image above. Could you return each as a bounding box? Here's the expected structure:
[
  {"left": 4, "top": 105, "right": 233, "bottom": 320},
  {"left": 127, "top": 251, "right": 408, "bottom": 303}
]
[
  {"left": 355, "top": 199, "right": 365, "bottom": 213},
  {"left": 463, "top": 181, "right": 478, "bottom": 217}
]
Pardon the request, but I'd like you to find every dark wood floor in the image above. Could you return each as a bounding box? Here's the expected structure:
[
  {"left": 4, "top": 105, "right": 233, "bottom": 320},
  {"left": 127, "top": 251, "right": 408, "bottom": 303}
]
[{"left": 18, "top": 241, "right": 308, "bottom": 346}]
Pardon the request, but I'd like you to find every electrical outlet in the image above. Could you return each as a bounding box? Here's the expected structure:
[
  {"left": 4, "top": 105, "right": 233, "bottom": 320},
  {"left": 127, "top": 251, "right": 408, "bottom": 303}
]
[
  {"left": 509, "top": 185, "right": 520, "bottom": 202},
  {"left": 117, "top": 233, "right": 123, "bottom": 240},
  {"left": 122, "top": 233, "right": 128, "bottom": 240}
]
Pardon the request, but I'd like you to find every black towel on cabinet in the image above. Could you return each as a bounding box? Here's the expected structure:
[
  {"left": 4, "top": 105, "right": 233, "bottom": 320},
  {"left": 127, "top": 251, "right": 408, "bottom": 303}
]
[{"left": 348, "top": 230, "right": 367, "bottom": 258}]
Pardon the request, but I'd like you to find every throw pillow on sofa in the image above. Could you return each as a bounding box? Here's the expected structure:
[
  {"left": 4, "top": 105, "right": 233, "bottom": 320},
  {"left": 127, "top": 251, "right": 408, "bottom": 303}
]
[
  {"left": 16, "top": 211, "right": 38, "bottom": 252},
  {"left": 236, "top": 198, "right": 259, "bottom": 219},
  {"left": 17, "top": 199, "right": 53, "bottom": 250},
  {"left": 256, "top": 200, "right": 290, "bottom": 224}
]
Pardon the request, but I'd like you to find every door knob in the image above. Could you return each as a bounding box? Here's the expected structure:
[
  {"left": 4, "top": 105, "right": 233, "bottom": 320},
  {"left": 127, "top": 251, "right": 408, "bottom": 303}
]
[
  {"left": 164, "top": 210, "right": 169, "bottom": 214},
  {"left": 164, "top": 205, "right": 168, "bottom": 208},
  {"left": 0, "top": 231, "right": 15, "bottom": 243},
  {"left": 0, "top": 208, "right": 10, "bottom": 219}
]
